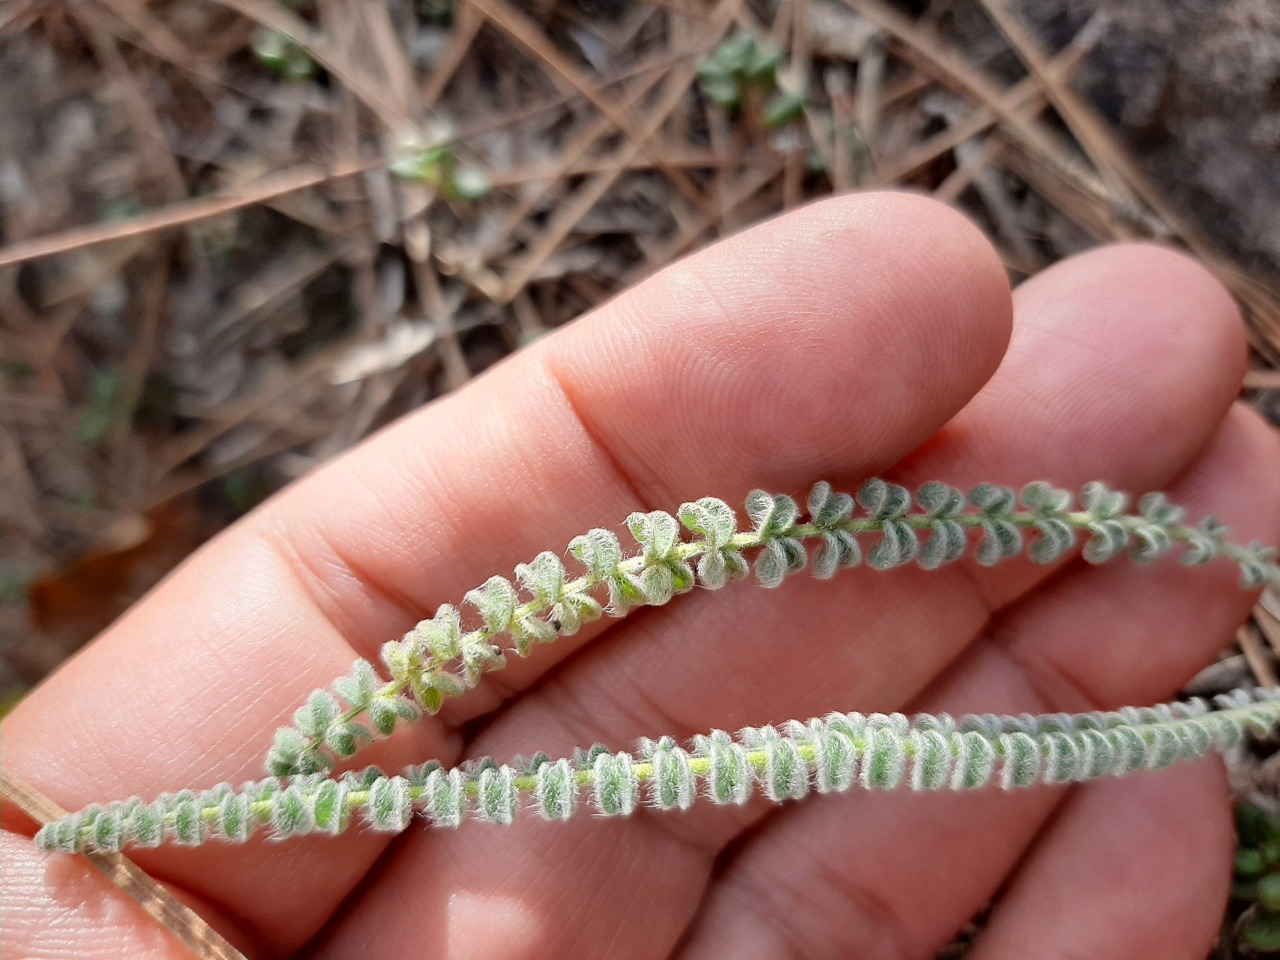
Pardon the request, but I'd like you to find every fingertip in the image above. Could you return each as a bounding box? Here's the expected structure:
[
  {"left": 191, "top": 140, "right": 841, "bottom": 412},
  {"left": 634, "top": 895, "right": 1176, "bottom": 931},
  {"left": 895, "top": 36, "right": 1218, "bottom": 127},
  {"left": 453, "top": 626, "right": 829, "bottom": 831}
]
[
  {"left": 1017, "top": 241, "right": 1247, "bottom": 398},
  {"left": 549, "top": 190, "right": 1013, "bottom": 502}
]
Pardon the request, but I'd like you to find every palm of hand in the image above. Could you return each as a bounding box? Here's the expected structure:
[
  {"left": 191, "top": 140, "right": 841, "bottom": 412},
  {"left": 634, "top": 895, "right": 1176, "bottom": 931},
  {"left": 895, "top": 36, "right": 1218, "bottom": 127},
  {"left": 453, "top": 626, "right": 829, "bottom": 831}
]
[{"left": 4, "top": 194, "right": 1276, "bottom": 959}]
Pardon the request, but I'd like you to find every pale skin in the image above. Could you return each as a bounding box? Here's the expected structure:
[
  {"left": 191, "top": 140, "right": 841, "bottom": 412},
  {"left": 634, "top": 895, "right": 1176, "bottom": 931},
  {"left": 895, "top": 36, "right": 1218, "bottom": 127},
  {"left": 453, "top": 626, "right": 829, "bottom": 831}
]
[{"left": 3, "top": 192, "right": 1278, "bottom": 959}]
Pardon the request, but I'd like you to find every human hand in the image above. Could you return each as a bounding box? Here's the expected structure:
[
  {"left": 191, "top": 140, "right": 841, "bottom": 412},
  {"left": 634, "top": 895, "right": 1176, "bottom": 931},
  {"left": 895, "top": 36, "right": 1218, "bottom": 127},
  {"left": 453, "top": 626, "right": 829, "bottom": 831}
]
[{"left": 4, "top": 193, "right": 1276, "bottom": 959}]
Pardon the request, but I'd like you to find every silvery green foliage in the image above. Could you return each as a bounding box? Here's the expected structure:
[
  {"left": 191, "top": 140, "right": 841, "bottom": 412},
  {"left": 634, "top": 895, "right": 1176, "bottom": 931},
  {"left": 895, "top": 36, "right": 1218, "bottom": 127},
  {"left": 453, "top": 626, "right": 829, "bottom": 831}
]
[
  {"left": 38, "top": 689, "right": 1280, "bottom": 854},
  {"left": 265, "top": 479, "right": 1280, "bottom": 777}
]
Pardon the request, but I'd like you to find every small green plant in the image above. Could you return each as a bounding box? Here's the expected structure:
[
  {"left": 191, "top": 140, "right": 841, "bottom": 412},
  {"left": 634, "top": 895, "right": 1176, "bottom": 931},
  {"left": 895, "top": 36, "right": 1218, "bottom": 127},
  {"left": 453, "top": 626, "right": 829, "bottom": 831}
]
[
  {"left": 78, "top": 369, "right": 128, "bottom": 447},
  {"left": 1235, "top": 801, "right": 1280, "bottom": 953},
  {"left": 33, "top": 478, "right": 1280, "bottom": 855},
  {"left": 388, "top": 141, "right": 491, "bottom": 202},
  {"left": 251, "top": 28, "right": 317, "bottom": 82},
  {"left": 698, "top": 33, "right": 807, "bottom": 130}
]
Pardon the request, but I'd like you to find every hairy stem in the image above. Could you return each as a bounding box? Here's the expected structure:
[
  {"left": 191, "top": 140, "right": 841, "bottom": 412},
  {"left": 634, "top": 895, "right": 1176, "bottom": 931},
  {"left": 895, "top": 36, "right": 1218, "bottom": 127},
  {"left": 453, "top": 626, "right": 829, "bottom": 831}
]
[
  {"left": 38, "top": 688, "right": 1280, "bottom": 853},
  {"left": 266, "top": 479, "right": 1279, "bottom": 778}
]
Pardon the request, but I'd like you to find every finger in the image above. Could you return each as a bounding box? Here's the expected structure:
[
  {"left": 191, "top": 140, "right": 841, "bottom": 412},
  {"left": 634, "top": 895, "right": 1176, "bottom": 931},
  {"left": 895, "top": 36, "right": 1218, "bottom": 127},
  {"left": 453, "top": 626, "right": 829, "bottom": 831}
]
[
  {"left": 303, "top": 196, "right": 1017, "bottom": 958},
  {"left": 677, "top": 404, "right": 1278, "bottom": 959},
  {"left": 311, "top": 243, "right": 1253, "bottom": 959},
  {"left": 890, "top": 242, "right": 1248, "bottom": 608},
  {"left": 0, "top": 193, "right": 1011, "bottom": 954},
  {"left": 257, "top": 189, "right": 1012, "bottom": 716},
  {"left": 0, "top": 832, "right": 263, "bottom": 960},
  {"left": 968, "top": 764, "right": 1232, "bottom": 960}
]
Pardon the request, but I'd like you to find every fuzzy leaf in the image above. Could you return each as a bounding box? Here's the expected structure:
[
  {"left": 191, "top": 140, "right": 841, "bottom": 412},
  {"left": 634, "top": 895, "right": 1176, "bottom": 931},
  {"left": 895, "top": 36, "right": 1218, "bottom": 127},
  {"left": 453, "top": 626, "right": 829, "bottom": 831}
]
[
  {"left": 638, "top": 561, "right": 678, "bottom": 602},
  {"left": 1042, "top": 732, "right": 1080, "bottom": 784},
  {"left": 644, "top": 738, "right": 696, "bottom": 810},
  {"left": 424, "top": 768, "right": 467, "bottom": 827},
  {"left": 999, "top": 732, "right": 1040, "bottom": 788},
  {"left": 515, "top": 553, "right": 567, "bottom": 606},
  {"left": 1021, "top": 481, "right": 1072, "bottom": 515},
  {"left": 510, "top": 612, "right": 557, "bottom": 656},
  {"left": 951, "top": 732, "right": 997, "bottom": 789},
  {"left": 917, "top": 482, "right": 965, "bottom": 519},
  {"left": 333, "top": 660, "right": 378, "bottom": 710},
  {"left": 380, "top": 639, "right": 413, "bottom": 682},
  {"left": 1029, "top": 518, "right": 1075, "bottom": 564},
  {"left": 367, "top": 776, "right": 413, "bottom": 832},
  {"left": 1181, "top": 530, "right": 1218, "bottom": 565},
  {"left": 754, "top": 539, "right": 789, "bottom": 588},
  {"left": 268, "top": 788, "right": 311, "bottom": 839},
  {"left": 1137, "top": 491, "right": 1184, "bottom": 525},
  {"left": 312, "top": 780, "right": 349, "bottom": 835},
  {"left": 814, "top": 530, "right": 860, "bottom": 579},
  {"left": 569, "top": 528, "right": 624, "bottom": 578},
  {"left": 1083, "top": 519, "right": 1129, "bottom": 563},
  {"left": 625, "top": 510, "right": 678, "bottom": 562},
  {"left": 412, "top": 605, "right": 464, "bottom": 662},
  {"left": 1130, "top": 524, "right": 1172, "bottom": 564},
  {"left": 909, "top": 730, "right": 951, "bottom": 790},
  {"left": 294, "top": 690, "right": 340, "bottom": 738},
  {"left": 464, "top": 576, "right": 518, "bottom": 634},
  {"left": 535, "top": 758, "right": 579, "bottom": 820},
  {"left": 369, "top": 694, "right": 421, "bottom": 736},
  {"left": 746, "top": 490, "right": 800, "bottom": 537},
  {"left": 1241, "top": 558, "right": 1272, "bottom": 590},
  {"left": 593, "top": 752, "right": 640, "bottom": 816},
  {"left": 324, "top": 719, "right": 371, "bottom": 758},
  {"left": 858, "top": 478, "right": 911, "bottom": 521},
  {"left": 1081, "top": 481, "right": 1127, "bottom": 518},
  {"left": 808, "top": 481, "right": 854, "bottom": 527},
  {"left": 970, "top": 483, "right": 1016, "bottom": 518},
  {"left": 918, "top": 520, "right": 966, "bottom": 570},
  {"left": 868, "top": 521, "right": 918, "bottom": 571},
  {"left": 861, "top": 728, "right": 906, "bottom": 789},
  {"left": 697, "top": 731, "right": 753, "bottom": 805},
  {"left": 678, "top": 497, "right": 739, "bottom": 549},
  {"left": 460, "top": 639, "right": 506, "bottom": 686},
  {"left": 976, "top": 520, "right": 1022, "bottom": 567}
]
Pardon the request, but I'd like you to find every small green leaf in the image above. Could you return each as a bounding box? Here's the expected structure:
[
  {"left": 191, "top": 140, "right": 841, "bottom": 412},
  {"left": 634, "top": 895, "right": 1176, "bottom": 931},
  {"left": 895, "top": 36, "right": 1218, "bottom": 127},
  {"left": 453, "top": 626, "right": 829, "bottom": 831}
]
[
  {"left": 999, "top": 733, "right": 1040, "bottom": 788},
  {"left": 862, "top": 728, "right": 906, "bottom": 789},
  {"left": 754, "top": 539, "right": 789, "bottom": 588},
  {"left": 1237, "top": 847, "right": 1268, "bottom": 878},
  {"left": 333, "top": 660, "right": 378, "bottom": 710},
  {"left": 251, "top": 28, "right": 316, "bottom": 81},
  {"left": 569, "top": 529, "right": 624, "bottom": 579},
  {"left": 699, "top": 69, "right": 742, "bottom": 108},
  {"left": 917, "top": 482, "right": 965, "bottom": 519},
  {"left": 763, "top": 89, "right": 806, "bottom": 129},
  {"left": 464, "top": 576, "right": 517, "bottom": 633},
  {"left": 970, "top": 483, "right": 1017, "bottom": 518},
  {"left": 367, "top": 776, "right": 413, "bottom": 832},
  {"left": 294, "top": 691, "right": 340, "bottom": 738},
  {"left": 1243, "top": 911, "right": 1280, "bottom": 951},
  {"left": 808, "top": 481, "right": 854, "bottom": 527},
  {"left": 859, "top": 479, "right": 911, "bottom": 520},
  {"left": 627, "top": 510, "right": 681, "bottom": 562}
]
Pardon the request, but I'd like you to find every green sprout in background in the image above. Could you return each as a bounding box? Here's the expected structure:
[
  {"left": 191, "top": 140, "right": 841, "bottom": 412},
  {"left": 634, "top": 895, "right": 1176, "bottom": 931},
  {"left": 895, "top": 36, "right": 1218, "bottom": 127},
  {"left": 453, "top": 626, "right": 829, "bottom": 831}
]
[
  {"left": 698, "top": 32, "right": 807, "bottom": 131},
  {"left": 388, "top": 141, "right": 491, "bottom": 203},
  {"left": 251, "top": 28, "right": 317, "bottom": 82},
  {"left": 78, "top": 369, "right": 128, "bottom": 447}
]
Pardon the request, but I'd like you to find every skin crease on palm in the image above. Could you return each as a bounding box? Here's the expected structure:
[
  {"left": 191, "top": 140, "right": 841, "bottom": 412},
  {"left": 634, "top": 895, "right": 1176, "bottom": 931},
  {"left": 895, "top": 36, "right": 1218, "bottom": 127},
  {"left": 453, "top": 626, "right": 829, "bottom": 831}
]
[{"left": 2, "top": 192, "right": 1278, "bottom": 960}]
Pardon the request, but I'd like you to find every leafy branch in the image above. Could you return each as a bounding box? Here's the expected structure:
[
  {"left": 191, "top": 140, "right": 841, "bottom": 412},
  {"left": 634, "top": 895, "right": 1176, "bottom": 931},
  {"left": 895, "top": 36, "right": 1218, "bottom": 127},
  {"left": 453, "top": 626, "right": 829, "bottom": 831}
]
[
  {"left": 38, "top": 689, "right": 1280, "bottom": 853},
  {"left": 34, "top": 478, "right": 1280, "bottom": 855},
  {"left": 265, "top": 479, "right": 1278, "bottom": 778}
]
